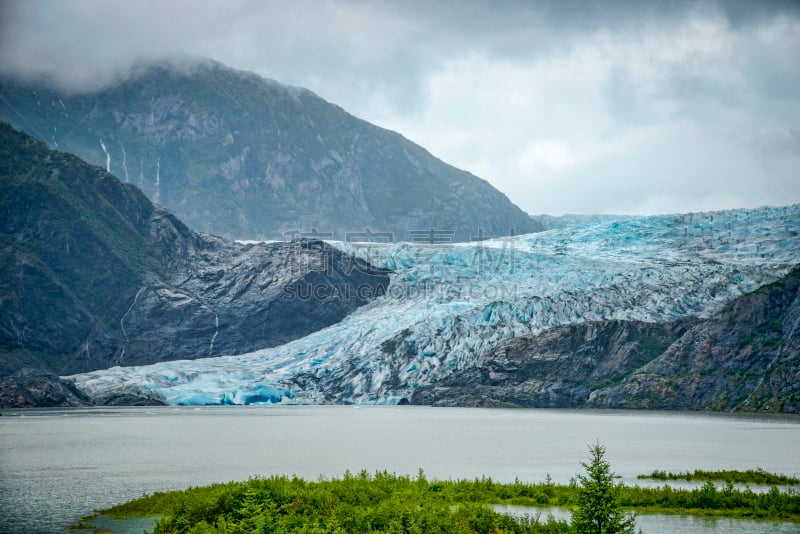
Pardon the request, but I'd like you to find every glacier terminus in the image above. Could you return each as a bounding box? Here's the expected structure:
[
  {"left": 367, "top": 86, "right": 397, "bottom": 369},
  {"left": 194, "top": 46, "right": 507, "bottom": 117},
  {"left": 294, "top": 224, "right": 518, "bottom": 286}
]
[{"left": 67, "top": 204, "right": 800, "bottom": 406}]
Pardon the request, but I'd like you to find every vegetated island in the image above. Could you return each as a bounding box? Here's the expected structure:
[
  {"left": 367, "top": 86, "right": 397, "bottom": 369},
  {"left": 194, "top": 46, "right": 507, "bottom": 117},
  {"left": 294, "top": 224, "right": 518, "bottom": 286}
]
[
  {"left": 70, "top": 446, "right": 800, "bottom": 534},
  {"left": 639, "top": 468, "right": 800, "bottom": 486}
]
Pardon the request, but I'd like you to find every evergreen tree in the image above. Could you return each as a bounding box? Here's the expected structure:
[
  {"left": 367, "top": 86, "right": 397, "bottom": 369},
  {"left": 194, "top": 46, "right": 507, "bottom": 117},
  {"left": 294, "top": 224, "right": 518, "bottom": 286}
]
[{"left": 571, "top": 441, "right": 637, "bottom": 534}]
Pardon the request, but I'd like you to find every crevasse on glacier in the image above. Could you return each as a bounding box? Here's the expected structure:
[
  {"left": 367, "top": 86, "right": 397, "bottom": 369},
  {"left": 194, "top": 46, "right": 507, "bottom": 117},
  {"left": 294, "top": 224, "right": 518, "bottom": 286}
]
[{"left": 68, "top": 205, "right": 800, "bottom": 405}]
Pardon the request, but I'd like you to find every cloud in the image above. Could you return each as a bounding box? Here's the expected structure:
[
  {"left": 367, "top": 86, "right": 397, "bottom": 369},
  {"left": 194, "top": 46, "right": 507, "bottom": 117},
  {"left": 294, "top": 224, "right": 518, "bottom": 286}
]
[
  {"left": 374, "top": 3, "right": 800, "bottom": 215},
  {"left": 1, "top": 0, "right": 798, "bottom": 215}
]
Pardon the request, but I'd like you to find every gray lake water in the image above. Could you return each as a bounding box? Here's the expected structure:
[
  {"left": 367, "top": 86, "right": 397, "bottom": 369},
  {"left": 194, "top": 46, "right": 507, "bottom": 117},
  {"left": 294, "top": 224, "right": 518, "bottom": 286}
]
[{"left": 1, "top": 406, "right": 799, "bottom": 533}]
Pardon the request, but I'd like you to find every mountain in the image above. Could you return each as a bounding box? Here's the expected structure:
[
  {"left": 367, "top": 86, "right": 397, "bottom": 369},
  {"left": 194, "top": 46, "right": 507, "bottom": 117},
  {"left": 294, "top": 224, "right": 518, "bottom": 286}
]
[
  {"left": 409, "top": 319, "right": 692, "bottom": 408},
  {"left": 64, "top": 205, "right": 800, "bottom": 410},
  {"left": 586, "top": 266, "right": 800, "bottom": 412},
  {"left": 411, "top": 265, "right": 800, "bottom": 412},
  {"left": 0, "top": 123, "right": 390, "bottom": 395},
  {"left": 0, "top": 59, "right": 539, "bottom": 242},
  {"left": 0, "top": 368, "right": 93, "bottom": 408}
]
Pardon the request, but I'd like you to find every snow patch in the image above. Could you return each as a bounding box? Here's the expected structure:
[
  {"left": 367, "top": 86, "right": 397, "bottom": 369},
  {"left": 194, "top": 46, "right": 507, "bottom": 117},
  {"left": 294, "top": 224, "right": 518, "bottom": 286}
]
[
  {"left": 99, "top": 139, "right": 111, "bottom": 172},
  {"left": 121, "top": 145, "right": 129, "bottom": 183},
  {"left": 154, "top": 157, "right": 160, "bottom": 203}
]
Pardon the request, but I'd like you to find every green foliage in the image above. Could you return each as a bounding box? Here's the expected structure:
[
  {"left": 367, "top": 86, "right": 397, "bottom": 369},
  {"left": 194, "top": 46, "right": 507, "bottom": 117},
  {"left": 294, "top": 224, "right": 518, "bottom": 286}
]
[
  {"left": 618, "top": 481, "right": 800, "bottom": 520},
  {"left": 633, "top": 333, "right": 671, "bottom": 359},
  {"left": 86, "top": 465, "right": 800, "bottom": 533},
  {"left": 638, "top": 468, "right": 800, "bottom": 486},
  {"left": 571, "top": 442, "right": 637, "bottom": 534},
  {"left": 132, "top": 472, "right": 571, "bottom": 534}
]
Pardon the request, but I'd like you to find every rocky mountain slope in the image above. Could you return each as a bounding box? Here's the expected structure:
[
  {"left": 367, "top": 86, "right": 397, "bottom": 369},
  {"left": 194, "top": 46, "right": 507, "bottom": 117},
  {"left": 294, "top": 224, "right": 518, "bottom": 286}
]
[
  {"left": 0, "top": 59, "right": 539, "bottom": 241},
  {"left": 409, "top": 319, "right": 691, "bottom": 408},
  {"left": 65, "top": 205, "right": 800, "bottom": 410},
  {"left": 411, "top": 266, "right": 800, "bottom": 412},
  {"left": 0, "top": 124, "right": 390, "bottom": 401},
  {"left": 587, "top": 266, "right": 800, "bottom": 412},
  {"left": 0, "top": 368, "right": 94, "bottom": 408}
]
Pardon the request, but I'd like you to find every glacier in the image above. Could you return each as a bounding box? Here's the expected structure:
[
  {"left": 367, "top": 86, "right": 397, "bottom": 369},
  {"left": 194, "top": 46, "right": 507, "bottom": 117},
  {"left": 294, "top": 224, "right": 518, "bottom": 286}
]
[{"left": 67, "top": 205, "right": 800, "bottom": 405}]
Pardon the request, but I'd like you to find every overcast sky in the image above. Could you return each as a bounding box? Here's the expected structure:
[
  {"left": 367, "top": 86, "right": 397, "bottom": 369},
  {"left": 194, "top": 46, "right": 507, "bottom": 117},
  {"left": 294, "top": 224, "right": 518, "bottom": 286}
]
[{"left": 1, "top": 0, "right": 798, "bottom": 216}]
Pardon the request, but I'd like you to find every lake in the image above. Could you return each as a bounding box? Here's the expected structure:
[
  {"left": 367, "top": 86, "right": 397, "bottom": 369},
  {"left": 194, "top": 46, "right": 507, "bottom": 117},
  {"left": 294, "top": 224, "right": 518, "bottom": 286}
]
[{"left": 1, "top": 406, "right": 799, "bottom": 533}]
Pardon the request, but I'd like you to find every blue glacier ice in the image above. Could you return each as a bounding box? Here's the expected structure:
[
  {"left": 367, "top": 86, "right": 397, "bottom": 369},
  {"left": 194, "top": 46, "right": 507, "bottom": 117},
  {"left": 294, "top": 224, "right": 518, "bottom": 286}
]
[{"left": 68, "top": 205, "right": 800, "bottom": 405}]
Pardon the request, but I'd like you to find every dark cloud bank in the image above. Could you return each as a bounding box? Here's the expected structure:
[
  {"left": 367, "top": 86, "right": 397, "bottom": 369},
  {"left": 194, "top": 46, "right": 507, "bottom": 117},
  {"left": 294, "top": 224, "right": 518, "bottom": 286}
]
[{"left": 1, "top": 0, "right": 798, "bottom": 215}]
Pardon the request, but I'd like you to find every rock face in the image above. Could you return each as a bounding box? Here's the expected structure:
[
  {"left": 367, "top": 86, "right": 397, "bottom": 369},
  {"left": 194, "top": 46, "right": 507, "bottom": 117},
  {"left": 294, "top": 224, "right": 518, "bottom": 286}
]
[
  {"left": 100, "top": 238, "right": 390, "bottom": 370},
  {"left": 411, "top": 266, "right": 800, "bottom": 413},
  {"left": 0, "top": 368, "right": 93, "bottom": 408},
  {"left": 587, "top": 266, "right": 800, "bottom": 413},
  {"left": 410, "top": 320, "right": 691, "bottom": 408},
  {"left": 0, "top": 123, "right": 391, "bottom": 397},
  {"left": 0, "top": 59, "right": 539, "bottom": 241},
  {"left": 0, "top": 368, "right": 166, "bottom": 407}
]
